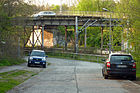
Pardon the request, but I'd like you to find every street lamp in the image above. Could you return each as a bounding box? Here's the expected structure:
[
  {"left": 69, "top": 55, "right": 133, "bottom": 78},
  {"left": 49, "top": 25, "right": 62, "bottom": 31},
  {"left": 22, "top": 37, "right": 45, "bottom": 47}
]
[
  {"left": 102, "top": 8, "right": 112, "bottom": 54},
  {"left": 60, "top": 0, "right": 62, "bottom": 14}
]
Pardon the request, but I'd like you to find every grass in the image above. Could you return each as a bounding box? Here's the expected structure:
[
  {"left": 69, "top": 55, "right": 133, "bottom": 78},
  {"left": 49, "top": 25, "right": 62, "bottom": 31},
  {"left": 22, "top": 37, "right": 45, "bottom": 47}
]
[
  {"left": 0, "top": 70, "right": 36, "bottom": 93},
  {"left": 136, "top": 62, "right": 140, "bottom": 80},
  {"left": 0, "top": 57, "right": 26, "bottom": 67}
]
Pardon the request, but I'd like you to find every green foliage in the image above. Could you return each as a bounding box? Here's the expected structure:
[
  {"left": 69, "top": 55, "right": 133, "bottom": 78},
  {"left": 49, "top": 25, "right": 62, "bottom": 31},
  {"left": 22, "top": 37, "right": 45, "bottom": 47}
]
[
  {"left": 57, "top": 26, "right": 66, "bottom": 35},
  {"left": 0, "top": 58, "right": 25, "bottom": 66},
  {"left": 77, "top": 0, "right": 96, "bottom": 11},
  {"left": 0, "top": 0, "right": 38, "bottom": 17},
  {"left": 51, "top": 4, "right": 60, "bottom": 11},
  {"left": 51, "top": 4, "right": 69, "bottom": 11},
  {"left": 0, "top": 1, "right": 36, "bottom": 58},
  {"left": 85, "top": 27, "right": 101, "bottom": 47},
  {"left": 77, "top": 0, "right": 116, "bottom": 11},
  {"left": 57, "top": 26, "right": 75, "bottom": 46}
]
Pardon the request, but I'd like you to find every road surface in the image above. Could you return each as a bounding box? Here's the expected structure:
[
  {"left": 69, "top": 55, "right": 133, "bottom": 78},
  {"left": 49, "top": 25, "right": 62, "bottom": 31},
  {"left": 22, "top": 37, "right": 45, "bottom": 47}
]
[{"left": 8, "top": 58, "right": 140, "bottom": 93}]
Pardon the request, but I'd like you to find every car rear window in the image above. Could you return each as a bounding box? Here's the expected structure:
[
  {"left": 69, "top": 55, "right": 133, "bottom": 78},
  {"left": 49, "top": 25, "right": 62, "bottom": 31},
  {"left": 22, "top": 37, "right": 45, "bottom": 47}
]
[{"left": 111, "top": 55, "right": 132, "bottom": 62}]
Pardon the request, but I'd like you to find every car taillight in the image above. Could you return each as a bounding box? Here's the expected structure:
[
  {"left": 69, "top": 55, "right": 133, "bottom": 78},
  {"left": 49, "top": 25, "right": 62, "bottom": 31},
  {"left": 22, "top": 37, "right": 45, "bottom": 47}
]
[
  {"left": 107, "top": 62, "right": 111, "bottom": 68},
  {"left": 133, "top": 63, "right": 136, "bottom": 69}
]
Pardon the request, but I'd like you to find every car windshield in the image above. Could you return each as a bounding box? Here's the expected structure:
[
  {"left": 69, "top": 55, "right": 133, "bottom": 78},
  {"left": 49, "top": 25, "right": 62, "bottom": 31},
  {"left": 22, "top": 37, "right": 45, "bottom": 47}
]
[
  {"left": 111, "top": 55, "right": 132, "bottom": 62},
  {"left": 30, "top": 51, "right": 45, "bottom": 57}
]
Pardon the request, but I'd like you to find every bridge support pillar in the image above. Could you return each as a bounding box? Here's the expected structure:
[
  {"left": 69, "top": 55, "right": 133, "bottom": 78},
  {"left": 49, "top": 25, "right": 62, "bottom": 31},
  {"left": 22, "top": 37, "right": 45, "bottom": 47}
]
[
  {"left": 24, "top": 26, "right": 26, "bottom": 48},
  {"left": 32, "top": 26, "right": 35, "bottom": 48},
  {"left": 65, "top": 26, "right": 67, "bottom": 51},
  {"left": 42, "top": 25, "right": 44, "bottom": 49},
  {"left": 101, "top": 27, "right": 104, "bottom": 54},
  {"left": 75, "top": 17, "right": 78, "bottom": 53}
]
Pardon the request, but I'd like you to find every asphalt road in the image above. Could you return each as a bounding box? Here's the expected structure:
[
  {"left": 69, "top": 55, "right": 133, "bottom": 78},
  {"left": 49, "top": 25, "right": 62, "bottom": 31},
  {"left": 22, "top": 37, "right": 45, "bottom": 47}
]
[{"left": 8, "top": 58, "right": 140, "bottom": 93}]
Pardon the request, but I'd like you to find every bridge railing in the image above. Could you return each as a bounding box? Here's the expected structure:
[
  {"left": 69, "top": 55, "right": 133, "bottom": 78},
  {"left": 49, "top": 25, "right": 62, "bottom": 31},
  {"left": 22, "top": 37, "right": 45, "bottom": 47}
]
[{"left": 54, "top": 11, "right": 121, "bottom": 18}]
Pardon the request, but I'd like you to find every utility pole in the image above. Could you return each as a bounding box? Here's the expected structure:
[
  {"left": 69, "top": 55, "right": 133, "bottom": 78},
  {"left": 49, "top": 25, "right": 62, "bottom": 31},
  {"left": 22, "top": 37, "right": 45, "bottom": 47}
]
[
  {"left": 60, "top": 0, "right": 62, "bottom": 14},
  {"left": 109, "top": 12, "right": 112, "bottom": 54},
  {"left": 75, "top": 17, "right": 78, "bottom": 53},
  {"left": 102, "top": 8, "right": 112, "bottom": 54}
]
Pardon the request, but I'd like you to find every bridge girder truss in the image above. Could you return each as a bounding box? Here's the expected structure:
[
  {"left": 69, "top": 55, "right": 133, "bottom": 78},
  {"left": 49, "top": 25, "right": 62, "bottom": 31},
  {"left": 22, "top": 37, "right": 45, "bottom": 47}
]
[{"left": 17, "top": 15, "right": 123, "bottom": 53}]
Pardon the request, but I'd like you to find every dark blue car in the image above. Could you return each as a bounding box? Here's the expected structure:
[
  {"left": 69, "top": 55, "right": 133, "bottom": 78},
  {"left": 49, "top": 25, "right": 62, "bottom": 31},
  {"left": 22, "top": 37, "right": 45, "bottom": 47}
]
[{"left": 28, "top": 50, "right": 47, "bottom": 68}]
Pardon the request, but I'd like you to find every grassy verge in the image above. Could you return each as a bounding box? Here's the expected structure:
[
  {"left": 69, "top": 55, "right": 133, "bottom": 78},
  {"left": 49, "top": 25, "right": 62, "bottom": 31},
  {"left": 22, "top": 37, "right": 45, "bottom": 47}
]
[
  {"left": 0, "top": 70, "right": 37, "bottom": 93},
  {"left": 0, "top": 57, "right": 25, "bottom": 67},
  {"left": 136, "top": 62, "right": 140, "bottom": 80}
]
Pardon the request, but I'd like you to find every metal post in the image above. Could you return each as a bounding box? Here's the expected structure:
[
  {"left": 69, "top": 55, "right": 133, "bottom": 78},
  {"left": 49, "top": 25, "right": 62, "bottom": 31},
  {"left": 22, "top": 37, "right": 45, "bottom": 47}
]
[
  {"left": 109, "top": 12, "right": 112, "bottom": 54},
  {"left": 42, "top": 25, "right": 44, "bottom": 48},
  {"left": 101, "top": 27, "right": 104, "bottom": 54},
  {"left": 65, "top": 26, "right": 67, "bottom": 51},
  {"left": 75, "top": 16, "right": 78, "bottom": 53},
  {"left": 121, "top": 27, "right": 124, "bottom": 51},
  {"left": 84, "top": 28, "right": 87, "bottom": 49},
  {"left": 24, "top": 26, "right": 26, "bottom": 48},
  {"left": 18, "top": 37, "right": 20, "bottom": 57},
  {"left": 32, "top": 26, "right": 35, "bottom": 48},
  {"left": 60, "top": 0, "right": 62, "bottom": 14}
]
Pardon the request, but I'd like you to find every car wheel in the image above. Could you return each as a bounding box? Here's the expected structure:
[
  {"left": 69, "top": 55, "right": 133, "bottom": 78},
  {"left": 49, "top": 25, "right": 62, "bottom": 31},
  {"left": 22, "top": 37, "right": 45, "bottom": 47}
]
[
  {"left": 130, "top": 75, "right": 136, "bottom": 81},
  {"left": 43, "top": 64, "right": 46, "bottom": 68},
  {"left": 27, "top": 63, "right": 31, "bottom": 67},
  {"left": 104, "top": 75, "right": 108, "bottom": 79},
  {"left": 102, "top": 69, "right": 104, "bottom": 76}
]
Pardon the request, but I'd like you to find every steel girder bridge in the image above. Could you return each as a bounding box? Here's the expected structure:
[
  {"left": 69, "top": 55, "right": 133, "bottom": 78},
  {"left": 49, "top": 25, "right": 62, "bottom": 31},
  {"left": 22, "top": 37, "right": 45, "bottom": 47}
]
[{"left": 12, "top": 12, "right": 122, "bottom": 53}]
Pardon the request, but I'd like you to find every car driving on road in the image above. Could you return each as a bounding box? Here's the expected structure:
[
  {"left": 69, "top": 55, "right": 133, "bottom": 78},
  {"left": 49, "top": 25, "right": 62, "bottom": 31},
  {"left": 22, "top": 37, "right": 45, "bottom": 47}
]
[
  {"left": 32, "top": 11, "right": 56, "bottom": 17},
  {"left": 27, "top": 50, "right": 47, "bottom": 68},
  {"left": 102, "top": 52, "right": 136, "bottom": 80}
]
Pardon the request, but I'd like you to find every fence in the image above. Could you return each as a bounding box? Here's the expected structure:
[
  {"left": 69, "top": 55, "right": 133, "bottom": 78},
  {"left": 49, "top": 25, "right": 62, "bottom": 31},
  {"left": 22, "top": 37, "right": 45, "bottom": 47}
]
[
  {"left": 46, "top": 51, "right": 107, "bottom": 63},
  {"left": 33, "top": 10, "right": 123, "bottom": 19}
]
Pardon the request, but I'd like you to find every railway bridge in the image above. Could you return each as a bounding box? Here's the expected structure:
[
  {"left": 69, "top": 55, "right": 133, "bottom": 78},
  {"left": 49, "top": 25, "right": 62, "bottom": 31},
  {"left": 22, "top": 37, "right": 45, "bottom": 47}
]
[{"left": 12, "top": 11, "right": 122, "bottom": 53}]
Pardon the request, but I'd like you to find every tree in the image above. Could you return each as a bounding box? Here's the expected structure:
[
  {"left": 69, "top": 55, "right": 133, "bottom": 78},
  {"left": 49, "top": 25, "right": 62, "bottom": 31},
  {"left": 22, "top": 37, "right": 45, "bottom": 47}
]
[
  {"left": 51, "top": 4, "right": 60, "bottom": 11},
  {"left": 0, "top": 0, "right": 38, "bottom": 17},
  {"left": 115, "top": 0, "right": 140, "bottom": 61},
  {"left": 0, "top": 0, "right": 39, "bottom": 58},
  {"left": 77, "top": 0, "right": 116, "bottom": 11}
]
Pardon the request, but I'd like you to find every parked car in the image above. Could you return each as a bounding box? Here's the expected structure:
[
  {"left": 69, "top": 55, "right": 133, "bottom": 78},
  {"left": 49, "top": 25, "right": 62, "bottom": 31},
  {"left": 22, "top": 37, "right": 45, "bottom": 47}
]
[
  {"left": 32, "top": 11, "right": 56, "bottom": 17},
  {"left": 27, "top": 50, "right": 47, "bottom": 68},
  {"left": 102, "top": 52, "right": 136, "bottom": 80}
]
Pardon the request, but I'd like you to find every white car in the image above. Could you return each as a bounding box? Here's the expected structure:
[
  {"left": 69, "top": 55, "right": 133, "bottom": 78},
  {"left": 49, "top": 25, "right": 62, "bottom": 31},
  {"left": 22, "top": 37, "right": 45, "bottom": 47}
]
[{"left": 32, "top": 11, "right": 56, "bottom": 17}]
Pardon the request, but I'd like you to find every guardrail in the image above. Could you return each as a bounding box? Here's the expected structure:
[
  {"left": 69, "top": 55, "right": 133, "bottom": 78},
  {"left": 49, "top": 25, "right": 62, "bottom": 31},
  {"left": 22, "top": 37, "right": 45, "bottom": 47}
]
[
  {"left": 54, "top": 11, "right": 123, "bottom": 18},
  {"left": 47, "top": 51, "right": 107, "bottom": 63}
]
